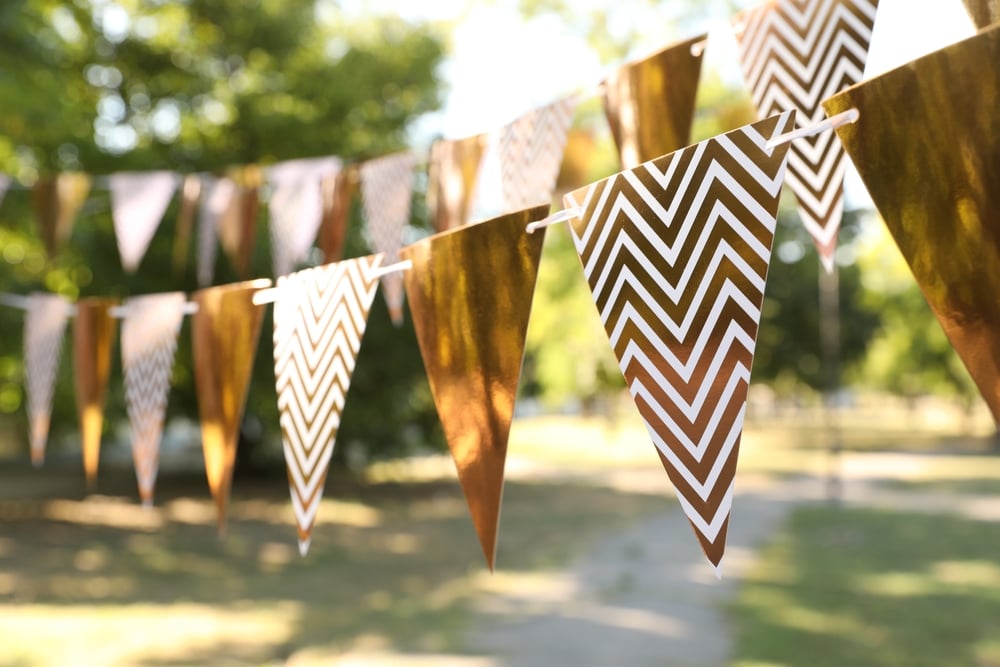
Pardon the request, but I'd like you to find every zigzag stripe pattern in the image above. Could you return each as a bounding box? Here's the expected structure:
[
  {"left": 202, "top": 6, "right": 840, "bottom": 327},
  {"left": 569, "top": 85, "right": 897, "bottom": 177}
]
[
  {"left": 735, "top": 0, "right": 878, "bottom": 271},
  {"left": 565, "top": 112, "right": 794, "bottom": 571},
  {"left": 122, "top": 293, "right": 186, "bottom": 505},
  {"left": 272, "top": 255, "right": 382, "bottom": 555},
  {"left": 498, "top": 96, "right": 576, "bottom": 210},
  {"left": 24, "top": 293, "right": 71, "bottom": 466},
  {"left": 360, "top": 152, "right": 416, "bottom": 323}
]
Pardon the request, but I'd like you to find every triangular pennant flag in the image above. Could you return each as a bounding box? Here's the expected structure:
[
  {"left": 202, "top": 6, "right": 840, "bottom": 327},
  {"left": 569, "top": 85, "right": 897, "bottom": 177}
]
[
  {"left": 734, "top": 0, "right": 879, "bottom": 272},
  {"left": 963, "top": 0, "right": 999, "bottom": 28},
  {"left": 192, "top": 278, "right": 272, "bottom": 532},
  {"left": 109, "top": 171, "right": 179, "bottom": 273},
  {"left": 824, "top": 25, "right": 1000, "bottom": 425},
  {"left": 317, "top": 166, "right": 357, "bottom": 265},
  {"left": 73, "top": 297, "right": 118, "bottom": 488},
  {"left": 427, "top": 134, "right": 487, "bottom": 232},
  {"left": 122, "top": 292, "right": 187, "bottom": 506},
  {"left": 23, "top": 293, "right": 72, "bottom": 466},
  {"left": 400, "top": 204, "right": 549, "bottom": 570},
  {"left": 173, "top": 175, "right": 202, "bottom": 277},
  {"left": 563, "top": 112, "right": 795, "bottom": 573},
  {"left": 266, "top": 156, "right": 341, "bottom": 277},
  {"left": 272, "top": 254, "right": 383, "bottom": 555},
  {"left": 32, "top": 173, "right": 92, "bottom": 257},
  {"left": 360, "top": 151, "right": 416, "bottom": 325},
  {"left": 197, "top": 177, "right": 234, "bottom": 287},
  {"left": 0, "top": 174, "right": 10, "bottom": 209},
  {"left": 497, "top": 96, "right": 577, "bottom": 211},
  {"left": 602, "top": 34, "right": 706, "bottom": 170},
  {"left": 217, "top": 167, "right": 261, "bottom": 279}
]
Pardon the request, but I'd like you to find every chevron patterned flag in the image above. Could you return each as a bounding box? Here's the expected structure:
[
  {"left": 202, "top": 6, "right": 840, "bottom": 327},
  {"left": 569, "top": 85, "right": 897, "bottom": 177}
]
[
  {"left": 734, "top": 0, "right": 879, "bottom": 272},
  {"left": 564, "top": 112, "right": 794, "bottom": 573},
  {"left": 272, "top": 255, "right": 382, "bottom": 555},
  {"left": 23, "top": 293, "right": 72, "bottom": 466},
  {"left": 109, "top": 171, "right": 179, "bottom": 273},
  {"left": 360, "top": 151, "right": 416, "bottom": 325},
  {"left": 266, "top": 156, "right": 341, "bottom": 278},
  {"left": 497, "top": 96, "right": 577, "bottom": 211},
  {"left": 197, "top": 177, "right": 235, "bottom": 287},
  {"left": 122, "top": 293, "right": 187, "bottom": 506}
]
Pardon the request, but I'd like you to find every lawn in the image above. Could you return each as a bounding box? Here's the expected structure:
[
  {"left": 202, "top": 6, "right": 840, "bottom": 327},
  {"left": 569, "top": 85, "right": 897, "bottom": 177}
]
[
  {"left": 729, "top": 492, "right": 1000, "bottom": 667},
  {"left": 0, "top": 455, "right": 667, "bottom": 666}
]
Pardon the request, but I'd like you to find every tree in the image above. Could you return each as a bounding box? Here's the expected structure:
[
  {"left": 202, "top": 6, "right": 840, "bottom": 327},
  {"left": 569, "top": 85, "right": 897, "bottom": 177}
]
[{"left": 0, "top": 0, "right": 447, "bottom": 466}]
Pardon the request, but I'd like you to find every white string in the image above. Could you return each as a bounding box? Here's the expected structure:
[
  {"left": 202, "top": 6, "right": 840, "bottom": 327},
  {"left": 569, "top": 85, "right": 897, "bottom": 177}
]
[
  {"left": 766, "top": 109, "right": 860, "bottom": 149},
  {"left": 250, "top": 259, "right": 414, "bottom": 306},
  {"left": 526, "top": 207, "right": 583, "bottom": 233},
  {"left": 109, "top": 301, "right": 199, "bottom": 319},
  {"left": 0, "top": 292, "right": 76, "bottom": 316}
]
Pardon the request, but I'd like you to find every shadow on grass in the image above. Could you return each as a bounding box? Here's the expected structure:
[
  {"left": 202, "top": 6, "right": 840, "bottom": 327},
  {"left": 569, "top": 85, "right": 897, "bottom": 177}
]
[
  {"left": 0, "top": 463, "right": 666, "bottom": 665},
  {"left": 730, "top": 503, "right": 1000, "bottom": 667}
]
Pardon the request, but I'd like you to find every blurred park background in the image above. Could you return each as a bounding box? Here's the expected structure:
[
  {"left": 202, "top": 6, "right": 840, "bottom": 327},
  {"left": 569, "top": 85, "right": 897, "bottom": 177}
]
[{"left": 1, "top": 0, "right": 999, "bottom": 665}]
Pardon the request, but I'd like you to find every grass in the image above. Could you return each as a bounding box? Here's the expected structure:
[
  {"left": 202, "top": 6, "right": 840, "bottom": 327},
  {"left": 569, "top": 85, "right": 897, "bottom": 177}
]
[
  {"left": 729, "top": 493, "right": 1000, "bottom": 667},
  {"left": 0, "top": 455, "right": 667, "bottom": 667}
]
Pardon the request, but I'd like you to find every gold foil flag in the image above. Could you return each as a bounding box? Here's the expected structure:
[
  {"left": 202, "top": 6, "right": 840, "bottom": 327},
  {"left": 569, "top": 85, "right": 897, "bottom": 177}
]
[
  {"left": 74, "top": 297, "right": 118, "bottom": 488},
  {"left": 401, "top": 204, "right": 549, "bottom": 570},
  {"left": 824, "top": 24, "right": 1000, "bottom": 426},
  {"left": 192, "top": 279, "right": 272, "bottom": 532},
  {"left": 602, "top": 34, "right": 706, "bottom": 170}
]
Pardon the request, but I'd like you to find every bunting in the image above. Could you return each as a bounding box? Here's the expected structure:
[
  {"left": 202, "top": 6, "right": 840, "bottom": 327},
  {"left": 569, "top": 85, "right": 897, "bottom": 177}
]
[
  {"left": 602, "top": 34, "right": 706, "bottom": 170},
  {"left": 735, "top": 0, "right": 879, "bottom": 272},
  {"left": 0, "top": 174, "right": 9, "bottom": 208},
  {"left": 197, "top": 177, "right": 234, "bottom": 287},
  {"left": 109, "top": 171, "right": 179, "bottom": 272},
  {"left": 401, "top": 204, "right": 549, "bottom": 570},
  {"left": 266, "top": 156, "right": 341, "bottom": 277},
  {"left": 360, "top": 152, "right": 416, "bottom": 325},
  {"left": 122, "top": 293, "right": 187, "bottom": 506},
  {"left": 564, "top": 112, "right": 794, "bottom": 572},
  {"left": 172, "top": 175, "right": 202, "bottom": 276},
  {"left": 217, "top": 167, "right": 261, "bottom": 279},
  {"left": 192, "top": 278, "right": 272, "bottom": 532},
  {"left": 272, "top": 255, "right": 382, "bottom": 554},
  {"left": 73, "top": 298, "right": 117, "bottom": 488},
  {"left": 427, "top": 134, "right": 487, "bottom": 232},
  {"left": 963, "top": 0, "right": 1000, "bottom": 28},
  {"left": 317, "top": 166, "right": 357, "bottom": 265},
  {"left": 24, "top": 293, "right": 72, "bottom": 466},
  {"left": 497, "top": 96, "right": 576, "bottom": 210},
  {"left": 32, "top": 173, "right": 92, "bottom": 257},
  {"left": 824, "top": 25, "right": 1000, "bottom": 425}
]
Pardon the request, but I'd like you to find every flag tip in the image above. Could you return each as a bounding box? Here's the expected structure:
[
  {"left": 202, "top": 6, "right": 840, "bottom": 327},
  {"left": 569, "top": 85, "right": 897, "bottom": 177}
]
[{"left": 298, "top": 538, "right": 311, "bottom": 557}]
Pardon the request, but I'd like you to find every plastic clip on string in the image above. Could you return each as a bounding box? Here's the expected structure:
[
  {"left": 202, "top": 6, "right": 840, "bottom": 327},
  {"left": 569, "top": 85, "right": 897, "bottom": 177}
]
[
  {"left": 250, "top": 259, "right": 414, "bottom": 306},
  {"left": 525, "top": 207, "right": 583, "bottom": 233}
]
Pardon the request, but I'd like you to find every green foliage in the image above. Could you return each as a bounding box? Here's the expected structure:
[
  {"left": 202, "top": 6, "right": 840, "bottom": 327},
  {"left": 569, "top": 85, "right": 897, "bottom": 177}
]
[
  {"left": 752, "top": 205, "right": 881, "bottom": 392},
  {"left": 852, "top": 218, "right": 979, "bottom": 402},
  {"left": 0, "top": 0, "right": 447, "bottom": 462}
]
